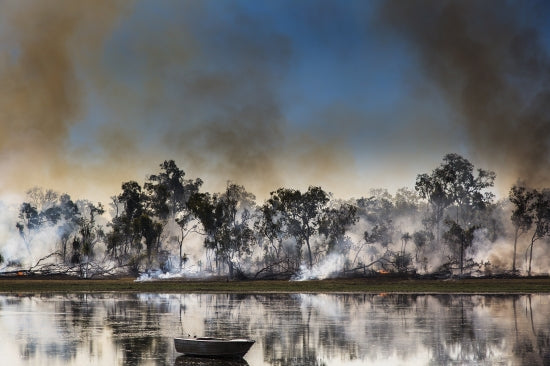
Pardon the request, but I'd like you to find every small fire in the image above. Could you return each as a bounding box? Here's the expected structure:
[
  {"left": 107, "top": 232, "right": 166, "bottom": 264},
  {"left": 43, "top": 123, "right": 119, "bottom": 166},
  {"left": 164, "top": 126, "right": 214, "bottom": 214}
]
[
  {"left": 377, "top": 269, "right": 390, "bottom": 274},
  {"left": 17, "top": 271, "right": 24, "bottom": 276}
]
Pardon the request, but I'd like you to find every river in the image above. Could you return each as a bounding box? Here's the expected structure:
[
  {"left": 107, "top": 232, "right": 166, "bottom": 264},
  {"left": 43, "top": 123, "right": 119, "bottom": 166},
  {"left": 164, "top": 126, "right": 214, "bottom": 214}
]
[{"left": 0, "top": 293, "right": 549, "bottom": 365}]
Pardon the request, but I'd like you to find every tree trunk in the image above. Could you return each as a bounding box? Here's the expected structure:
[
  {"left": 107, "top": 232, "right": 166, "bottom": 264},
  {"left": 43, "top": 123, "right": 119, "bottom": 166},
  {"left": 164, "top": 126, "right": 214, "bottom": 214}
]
[
  {"left": 179, "top": 238, "right": 183, "bottom": 270},
  {"left": 512, "top": 227, "right": 519, "bottom": 274},
  {"left": 228, "top": 258, "right": 234, "bottom": 279},
  {"left": 460, "top": 239, "right": 464, "bottom": 276},
  {"left": 528, "top": 231, "right": 536, "bottom": 277},
  {"left": 528, "top": 241, "right": 534, "bottom": 277},
  {"left": 305, "top": 237, "right": 313, "bottom": 268}
]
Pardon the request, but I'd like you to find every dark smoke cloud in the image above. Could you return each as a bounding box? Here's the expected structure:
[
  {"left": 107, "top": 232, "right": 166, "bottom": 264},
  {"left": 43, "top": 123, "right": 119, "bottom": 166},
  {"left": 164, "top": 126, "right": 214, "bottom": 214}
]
[
  {"left": 0, "top": 0, "right": 132, "bottom": 200},
  {"left": 378, "top": 0, "right": 550, "bottom": 189},
  {"left": 0, "top": 1, "right": 364, "bottom": 201},
  {"left": 85, "top": 1, "right": 362, "bottom": 198}
]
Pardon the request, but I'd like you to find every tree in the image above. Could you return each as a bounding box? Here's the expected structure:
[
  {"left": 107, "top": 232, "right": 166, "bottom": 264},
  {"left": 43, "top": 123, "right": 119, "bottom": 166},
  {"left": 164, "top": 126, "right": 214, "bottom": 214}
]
[
  {"left": 417, "top": 154, "right": 495, "bottom": 274},
  {"left": 525, "top": 189, "right": 550, "bottom": 277},
  {"left": 106, "top": 181, "right": 149, "bottom": 270},
  {"left": 436, "top": 154, "right": 495, "bottom": 225},
  {"left": 267, "top": 186, "right": 330, "bottom": 268},
  {"left": 412, "top": 230, "right": 433, "bottom": 271},
  {"left": 144, "top": 160, "right": 203, "bottom": 221},
  {"left": 256, "top": 200, "right": 284, "bottom": 260},
  {"left": 415, "top": 172, "right": 453, "bottom": 247},
  {"left": 443, "top": 219, "right": 478, "bottom": 276},
  {"left": 400, "top": 232, "right": 412, "bottom": 256},
  {"left": 144, "top": 160, "right": 203, "bottom": 269},
  {"left": 58, "top": 194, "right": 80, "bottom": 262},
  {"left": 358, "top": 192, "right": 395, "bottom": 250},
  {"left": 416, "top": 153, "right": 495, "bottom": 240},
  {"left": 509, "top": 184, "right": 534, "bottom": 274},
  {"left": 319, "top": 202, "right": 358, "bottom": 255},
  {"left": 72, "top": 201, "right": 105, "bottom": 278},
  {"left": 189, "top": 183, "right": 256, "bottom": 278},
  {"left": 16, "top": 190, "right": 83, "bottom": 262},
  {"left": 394, "top": 187, "right": 420, "bottom": 218}
]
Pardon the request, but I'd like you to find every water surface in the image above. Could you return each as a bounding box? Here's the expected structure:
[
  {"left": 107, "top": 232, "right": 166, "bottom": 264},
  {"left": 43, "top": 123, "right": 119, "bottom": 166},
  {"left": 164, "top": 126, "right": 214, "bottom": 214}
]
[{"left": 1, "top": 293, "right": 549, "bottom": 365}]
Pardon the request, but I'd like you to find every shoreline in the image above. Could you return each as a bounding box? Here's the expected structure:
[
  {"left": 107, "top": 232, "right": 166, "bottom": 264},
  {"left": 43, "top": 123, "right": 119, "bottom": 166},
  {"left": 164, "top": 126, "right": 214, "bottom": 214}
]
[{"left": 0, "top": 276, "right": 549, "bottom": 294}]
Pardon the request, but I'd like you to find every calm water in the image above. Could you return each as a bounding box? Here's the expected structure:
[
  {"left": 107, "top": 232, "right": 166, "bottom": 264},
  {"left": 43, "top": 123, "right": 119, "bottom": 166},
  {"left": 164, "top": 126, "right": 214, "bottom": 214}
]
[{"left": 0, "top": 292, "right": 549, "bottom": 365}]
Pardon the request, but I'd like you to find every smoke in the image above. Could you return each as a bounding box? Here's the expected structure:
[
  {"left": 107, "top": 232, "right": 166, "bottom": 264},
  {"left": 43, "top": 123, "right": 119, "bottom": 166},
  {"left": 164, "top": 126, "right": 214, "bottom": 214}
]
[
  {"left": 378, "top": 0, "right": 550, "bottom": 190},
  {"left": 135, "top": 265, "right": 210, "bottom": 282},
  {"left": 291, "top": 253, "right": 346, "bottom": 281},
  {"left": 0, "top": 1, "right": 366, "bottom": 203},
  {"left": 0, "top": 1, "right": 132, "bottom": 201},
  {"left": 0, "top": 200, "right": 62, "bottom": 270}
]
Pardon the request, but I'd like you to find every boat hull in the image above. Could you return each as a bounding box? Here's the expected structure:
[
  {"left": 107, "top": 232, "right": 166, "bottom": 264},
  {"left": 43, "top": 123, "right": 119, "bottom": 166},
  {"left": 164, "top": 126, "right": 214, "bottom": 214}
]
[{"left": 174, "top": 337, "right": 254, "bottom": 358}]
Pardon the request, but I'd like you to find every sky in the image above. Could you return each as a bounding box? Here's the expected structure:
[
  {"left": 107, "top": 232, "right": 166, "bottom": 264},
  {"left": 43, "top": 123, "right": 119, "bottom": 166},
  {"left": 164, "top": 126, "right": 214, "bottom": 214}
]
[{"left": 0, "top": 0, "right": 549, "bottom": 204}]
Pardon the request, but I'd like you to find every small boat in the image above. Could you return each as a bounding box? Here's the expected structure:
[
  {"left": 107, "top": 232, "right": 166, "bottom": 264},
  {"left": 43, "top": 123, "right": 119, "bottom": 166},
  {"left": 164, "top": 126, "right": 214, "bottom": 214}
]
[{"left": 174, "top": 337, "right": 255, "bottom": 358}]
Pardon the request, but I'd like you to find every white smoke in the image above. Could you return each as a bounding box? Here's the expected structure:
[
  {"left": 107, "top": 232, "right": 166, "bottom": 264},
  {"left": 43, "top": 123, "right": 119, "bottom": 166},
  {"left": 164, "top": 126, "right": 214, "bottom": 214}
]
[
  {"left": 135, "top": 260, "right": 214, "bottom": 282},
  {"left": 0, "top": 199, "right": 63, "bottom": 270},
  {"left": 291, "top": 253, "right": 345, "bottom": 281}
]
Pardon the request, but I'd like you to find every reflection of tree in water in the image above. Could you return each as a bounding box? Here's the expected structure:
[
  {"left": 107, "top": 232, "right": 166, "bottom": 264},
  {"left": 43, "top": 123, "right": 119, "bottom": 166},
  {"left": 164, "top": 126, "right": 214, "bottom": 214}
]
[
  {"left": 18, "top": 293, "right": 175, "bottom": 366},
  {"left": 197, "top": 294, "right": 325, "bottom": 365},
  {"left": 512, "top": 295, "right": 550, "bottom": 365},
  {"left": 5, "top": 292, "right": 550, "bottom": 365},
  {"left": 417, "top": 295, "right": 508, "bottom": 364},
  {"left": 104, "top": 294, "right": 172, "bottom": 365},
  {"left": 17, "top": 294, "right": 89, "bottom": 362}
]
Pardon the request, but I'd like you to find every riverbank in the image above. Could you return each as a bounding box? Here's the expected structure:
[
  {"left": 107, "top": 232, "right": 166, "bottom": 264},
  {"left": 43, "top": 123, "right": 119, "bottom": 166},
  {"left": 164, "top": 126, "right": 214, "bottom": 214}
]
[{"left": 0, "top": 276, "right": 550, "bottom": 293}]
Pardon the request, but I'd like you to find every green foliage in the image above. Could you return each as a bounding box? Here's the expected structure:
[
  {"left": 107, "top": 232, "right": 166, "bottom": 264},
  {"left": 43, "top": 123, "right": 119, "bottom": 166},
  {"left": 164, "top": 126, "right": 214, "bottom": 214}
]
[
  {"left": 319, "top": 202, "right": 358, "bottom": 254},
  {"left": 188, "top": 183, "right": 256, "bottom": 277},
  {"left": 416, "top": 154, "right": 495, "bottom": 271},
  {"left": 267, "top": 186, "right": 330, "bottom": 268},
  {"left": 8, "top": 154, "right": 545, "bottom": 279},
  {"left": 443, "top": 219, "right": 478, "bottom": 275},
  {"left": 523, "top": 189, "right": 550, "bottom": 276}
]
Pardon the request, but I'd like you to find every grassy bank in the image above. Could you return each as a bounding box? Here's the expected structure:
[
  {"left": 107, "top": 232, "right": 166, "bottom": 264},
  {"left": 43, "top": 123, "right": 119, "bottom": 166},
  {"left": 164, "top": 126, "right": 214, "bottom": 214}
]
[{"left": 0, "top": 276, "right": 549, "bottom": 294}]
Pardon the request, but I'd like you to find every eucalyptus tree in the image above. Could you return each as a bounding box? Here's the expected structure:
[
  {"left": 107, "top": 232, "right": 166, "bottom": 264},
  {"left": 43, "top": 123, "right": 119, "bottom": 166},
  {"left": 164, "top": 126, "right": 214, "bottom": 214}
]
[
  {"left": 188, "top": 183, "right": 256, "bottom": 277},
  {"left": 143, "top": 160, "right": 203, "bottom": 269},
  {"left": 71, "top": 201, "right": 105, "bottom": 277},
  {"left": 415, "top": 167, "right": 453, "bottom": 247},
  {"left": 443, "top": 219, "right": 478, "bottom": 275},
  {"left": 16, "top": 189, "right": 81, "bottom": 261},
  {"left": 255, "top": 199, "right": 288, "bottom": 275},
  {"left": 416, "top": 154, "right": 495, "bottom": 274},
  {"left": 509, "top": 184, "right": 534, "bottom": 274},
  {"left": 106, "top": 181, "right": 149, "bottom": 271},
  {"left": 16, "top": 203, "right": 40, "bottom": 250},
  {"left": 267, "top": 186, "right": 330, "bottom": 268},
  {"left": 319, "top": 201, "right": 358, "bottom": 255},
  {"left": 525, "top": 189, "right": 550, "bottom": 276},
  {"left": 144, "top": 160, "right": 203, "bottom": 220},
  {"left": 58, "top": 194, "right": 81, "bottom": 263},
  {"left": 412, "top": 229, "right": 433, "bottom": 270},
  {"left": 393, "top": 187, "right": 420, "bottom": 218},
  {"left": 357, "top": 191, "right": 395, "bottom": 248}
]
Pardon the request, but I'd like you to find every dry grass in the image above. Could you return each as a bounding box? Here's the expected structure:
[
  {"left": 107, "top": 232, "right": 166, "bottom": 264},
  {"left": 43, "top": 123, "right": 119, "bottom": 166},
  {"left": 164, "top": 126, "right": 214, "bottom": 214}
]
[{"left": 0, "top": 276, "right": 549, "bottom": 294}]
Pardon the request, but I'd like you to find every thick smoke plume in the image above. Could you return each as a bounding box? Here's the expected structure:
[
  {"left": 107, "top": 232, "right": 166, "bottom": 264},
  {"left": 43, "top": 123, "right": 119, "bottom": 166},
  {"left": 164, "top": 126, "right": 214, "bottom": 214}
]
[
  {"left": 0, "top": 1, "right": 131, "bottom": 200},
  {"left": 0, "top": 1, "right": 360, "bottom": 203},
  {"left": 379, "top": 0, "right": 550, "bottom": 189}
]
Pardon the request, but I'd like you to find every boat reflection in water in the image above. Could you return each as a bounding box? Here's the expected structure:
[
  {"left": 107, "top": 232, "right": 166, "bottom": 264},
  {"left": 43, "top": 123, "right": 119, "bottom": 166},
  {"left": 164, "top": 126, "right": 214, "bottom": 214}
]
[{"left": 175, "top": 355, "right": 249, "bottom": 366}]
